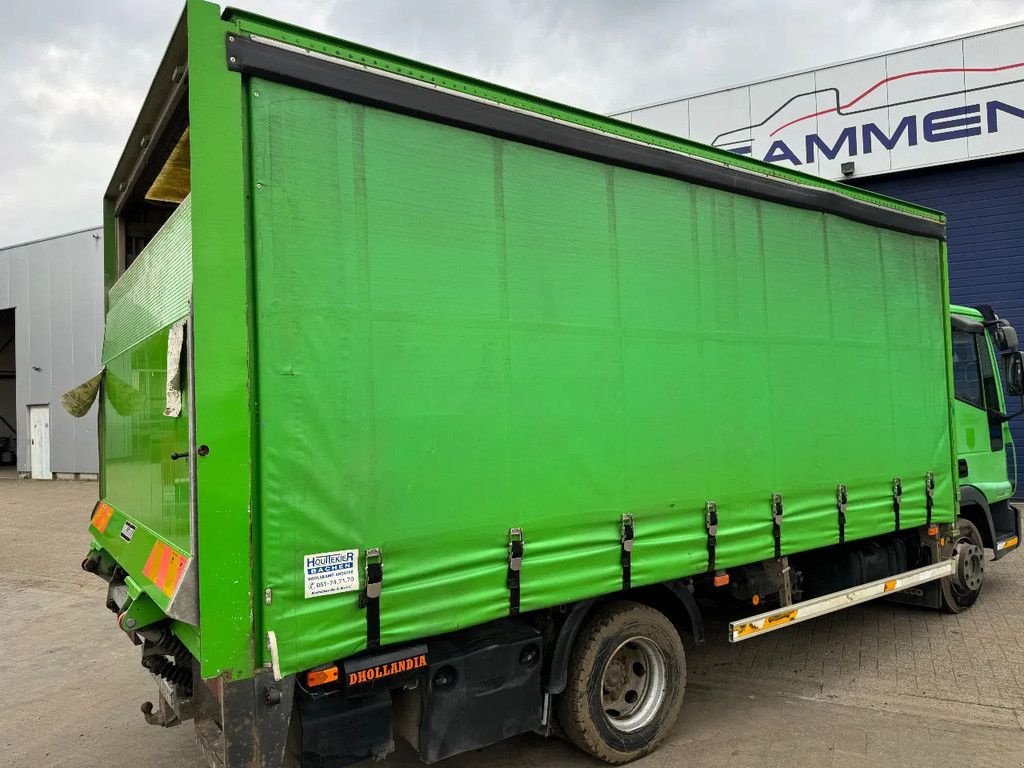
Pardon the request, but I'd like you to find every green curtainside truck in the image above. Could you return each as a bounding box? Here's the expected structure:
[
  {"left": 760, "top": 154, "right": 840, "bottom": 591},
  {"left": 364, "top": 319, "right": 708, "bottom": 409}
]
[{"left": 77, "top": 2, "right": 1024, "bottom": 765}]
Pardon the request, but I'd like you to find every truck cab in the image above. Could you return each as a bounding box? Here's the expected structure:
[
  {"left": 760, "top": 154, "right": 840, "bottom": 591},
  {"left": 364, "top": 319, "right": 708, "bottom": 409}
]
[{"left": 950, "top": 304, "right": 1023, "bottom": 558}]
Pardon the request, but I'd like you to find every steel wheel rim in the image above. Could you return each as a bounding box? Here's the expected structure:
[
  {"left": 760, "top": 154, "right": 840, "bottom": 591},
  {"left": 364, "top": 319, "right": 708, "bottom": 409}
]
[
  {"left": 952, "top": 535, "right": 984, "bottom": 596},
  {"left": 600, "top": 636, "right": 666, "bottom": 733}
]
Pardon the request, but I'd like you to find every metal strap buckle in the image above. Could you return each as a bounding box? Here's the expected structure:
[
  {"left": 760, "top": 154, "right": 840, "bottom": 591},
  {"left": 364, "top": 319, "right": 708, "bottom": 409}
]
[
  {"left": 508, "top": 528, "right": 524, "bottom": 572},
  {"left": 620, "top": 515, "right": 634, "bottom": 552},
  {"left": 771, "top": 493, "right": 784, "bottom": 525},
  {"left": 705, "top": 501, "right": 719, "bottom": 538},
  {"left": 365, "top": 548, "right": 383, "bottom": 599},
  {"left": 925, "top": 472, "right": 935, "bottom": 498}
]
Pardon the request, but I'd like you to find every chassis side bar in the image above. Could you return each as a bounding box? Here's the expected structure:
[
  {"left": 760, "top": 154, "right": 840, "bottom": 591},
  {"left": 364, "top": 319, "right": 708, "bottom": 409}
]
[{"left": 729, "top": 560, "right": 954, "bottom": 642}]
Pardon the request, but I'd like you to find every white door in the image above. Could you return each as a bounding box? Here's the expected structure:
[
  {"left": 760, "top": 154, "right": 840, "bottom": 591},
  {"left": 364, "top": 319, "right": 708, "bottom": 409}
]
[{"left": 29, "top": 405, "right": 51, "bottom": 480}]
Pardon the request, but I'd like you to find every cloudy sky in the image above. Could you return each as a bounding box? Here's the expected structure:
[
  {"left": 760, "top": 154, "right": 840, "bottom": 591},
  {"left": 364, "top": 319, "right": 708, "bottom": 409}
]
[{"left": 2, "top": 0, "right": 1021, "bottom": 246}]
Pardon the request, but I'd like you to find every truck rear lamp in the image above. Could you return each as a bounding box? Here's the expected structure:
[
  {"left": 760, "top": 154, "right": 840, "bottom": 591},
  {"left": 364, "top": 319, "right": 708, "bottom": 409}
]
[
  {"left": 90, "top": 501, "right": 115, "bottom": 534},
  {"left": 306, "top": 665, "right": 340, "bottom": 687}
]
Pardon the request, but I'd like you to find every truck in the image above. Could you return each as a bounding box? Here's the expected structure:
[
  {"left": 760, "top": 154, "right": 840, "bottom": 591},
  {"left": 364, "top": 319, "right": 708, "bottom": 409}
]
[
  {"left": 75, "top": 2, "right": 1023, "bottom": 766},
  {"left": 949, "top": 304, "right": 1023, "bottom": 558}
]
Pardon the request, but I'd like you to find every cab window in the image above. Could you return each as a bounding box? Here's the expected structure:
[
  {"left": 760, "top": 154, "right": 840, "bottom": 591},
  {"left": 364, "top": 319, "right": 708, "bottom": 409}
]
[
  {"left": 979, "top": 331, "right": 1002, "bottom": 412},
  {"left": 952, "top": 330, "right": 983, "bottom": 407}
]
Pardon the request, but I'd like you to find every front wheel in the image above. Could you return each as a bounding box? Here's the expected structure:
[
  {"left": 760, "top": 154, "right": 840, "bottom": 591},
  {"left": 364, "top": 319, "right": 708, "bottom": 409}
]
[
  {"left": 941, "top": 518, "right": 985, "bottom": 613},
  {"left": 556, "top": 601, "right": 686, "bottom": 764}
]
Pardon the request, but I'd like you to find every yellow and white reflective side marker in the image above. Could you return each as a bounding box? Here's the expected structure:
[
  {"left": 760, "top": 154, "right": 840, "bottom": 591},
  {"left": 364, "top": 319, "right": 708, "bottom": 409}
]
[
  {"left": 997, "top": 536, "right": 1019, "bottom": 551},
  {"left": 729, "top": 560, "right": 954, "bottom": 643}
]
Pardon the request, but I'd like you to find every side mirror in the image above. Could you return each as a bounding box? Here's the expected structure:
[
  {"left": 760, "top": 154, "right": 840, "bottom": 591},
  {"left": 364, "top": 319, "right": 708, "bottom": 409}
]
[
  {"left": 1007, "top": 351, "right": 1024, "bottom": 396},
  {"left": 997, "top": 323, "right": 1019, "bottom": 351}
]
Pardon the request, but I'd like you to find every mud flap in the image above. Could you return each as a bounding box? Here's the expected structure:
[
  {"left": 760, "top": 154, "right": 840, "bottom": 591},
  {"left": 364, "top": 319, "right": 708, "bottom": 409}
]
[{"left": 193, "top": 670, "right": 295, "bottom": 768}]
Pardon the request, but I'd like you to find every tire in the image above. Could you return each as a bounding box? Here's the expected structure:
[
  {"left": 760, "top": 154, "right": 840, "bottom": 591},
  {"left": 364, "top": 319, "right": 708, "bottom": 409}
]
[
  {"left": 941, "top": 518, "right": 985, "bottom": 613},
  {"left": 555, "top": 601, "right": 686, "bottom": 764}
]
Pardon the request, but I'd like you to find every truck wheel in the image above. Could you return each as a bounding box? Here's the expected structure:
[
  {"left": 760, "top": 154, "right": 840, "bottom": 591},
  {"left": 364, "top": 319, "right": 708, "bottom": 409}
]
[
  {"left": 556, "top": 601, "right": 685, "bottom": 764},
  {"left": 941, "top": 518, "right": 985, "bottom": 613}
]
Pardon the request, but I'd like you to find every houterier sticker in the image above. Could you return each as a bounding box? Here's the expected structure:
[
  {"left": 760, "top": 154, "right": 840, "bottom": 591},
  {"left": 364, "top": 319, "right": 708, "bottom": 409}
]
[{"left": 304, "top": 549, "right": 359, "bottom": 598}]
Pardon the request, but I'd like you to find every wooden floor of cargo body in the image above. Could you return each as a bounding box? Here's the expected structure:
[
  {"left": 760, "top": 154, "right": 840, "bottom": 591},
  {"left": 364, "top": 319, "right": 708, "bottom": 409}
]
[{"left": 4, "top": 478, "right": 1022, "bottom": 768}]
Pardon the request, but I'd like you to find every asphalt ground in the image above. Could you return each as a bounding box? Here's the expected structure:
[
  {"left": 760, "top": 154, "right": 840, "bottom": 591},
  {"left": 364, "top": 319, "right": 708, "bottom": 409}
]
[{"left": 2, "top": 477, "right": 1022, "bottom": 767}]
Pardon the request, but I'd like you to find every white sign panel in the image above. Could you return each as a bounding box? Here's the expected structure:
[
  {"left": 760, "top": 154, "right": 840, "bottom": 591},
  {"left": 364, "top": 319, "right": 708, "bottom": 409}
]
[
  {"left": 304, "top": 549, "right": 359, "bottom": 598},
  {"left": 620, "top": 24, "right": 1024, "bottom": 180}
]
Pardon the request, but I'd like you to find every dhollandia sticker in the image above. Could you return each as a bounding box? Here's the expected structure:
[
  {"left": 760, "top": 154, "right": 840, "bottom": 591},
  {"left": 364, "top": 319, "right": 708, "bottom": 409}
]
[{"left": 304, "top": 550, "right": 359, "bottom": 598}]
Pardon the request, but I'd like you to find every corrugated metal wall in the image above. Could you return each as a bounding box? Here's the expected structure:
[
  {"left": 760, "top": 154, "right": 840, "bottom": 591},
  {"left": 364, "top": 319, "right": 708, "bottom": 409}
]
[
  {"left": 853, "top": 153, "right": 1024, "bottom": 461},
  {"left": 0, "top": 228, "right": 104, "bottom": 475}
]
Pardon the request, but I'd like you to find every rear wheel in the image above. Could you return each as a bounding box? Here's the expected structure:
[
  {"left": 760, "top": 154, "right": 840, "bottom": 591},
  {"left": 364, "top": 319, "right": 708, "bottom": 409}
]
[
  {"left": 941, "top": 518, "right": 985, "bottom": 613},
  {"left": 556, "top": 601, "right": 686, "bottom": 764}
]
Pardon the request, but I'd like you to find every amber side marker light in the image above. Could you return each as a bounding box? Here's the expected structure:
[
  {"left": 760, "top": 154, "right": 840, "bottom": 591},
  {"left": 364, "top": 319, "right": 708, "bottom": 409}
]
[
  {"left": 713, "top": 572, "right": 730, "bottom": 587},
  {"left": 306, "top": 666, "right": 339, "bottom": 687},
  {"left": 927, "top": 525, "right": 939, "bottom": 537}
]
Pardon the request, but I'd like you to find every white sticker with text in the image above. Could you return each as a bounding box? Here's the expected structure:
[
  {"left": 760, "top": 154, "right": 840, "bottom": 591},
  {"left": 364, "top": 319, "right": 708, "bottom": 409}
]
[{"left": 304, "top": 549, "right": 359, "bottom": 598}]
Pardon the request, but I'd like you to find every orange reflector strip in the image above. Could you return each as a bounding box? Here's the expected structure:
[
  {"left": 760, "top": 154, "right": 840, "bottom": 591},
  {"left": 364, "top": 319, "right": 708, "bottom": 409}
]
[
  {"left": 713, "top": 573, "right": 730, "bottom": 587},
  {"left": 91, "top": 502, "right": 115, "bottom": 534},
  {"left": 763, "top": 609, "right": 797, "bottom": 629},
  {"left": 883, "top": 580, "right": 897, "bottom": 592},
  {"left": 142, "top": 540, "right": 190, "bottom": 597},
  {"left": 142, "top": 541, "right": 164, "bottom": 581},
  {"left": 735, "top": 609, "right": 798, "bottom": 638},
  {"left": 307, "top": 666, "right": 339, "bottom": 687},
  {"left": 927, "top": 525, "right": 939, "bottom": 537},
  {"left": 160, "top": 550, "right": 189, "bottom": 597},
  {"left": 1002, "top": 536, "right": 1019, "bottom": 550}
]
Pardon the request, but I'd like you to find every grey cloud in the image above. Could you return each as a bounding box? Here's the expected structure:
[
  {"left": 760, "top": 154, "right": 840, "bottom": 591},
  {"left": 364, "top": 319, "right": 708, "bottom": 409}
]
[{"left": 1, "top": 0, "right": 1021, "bottom": 245}]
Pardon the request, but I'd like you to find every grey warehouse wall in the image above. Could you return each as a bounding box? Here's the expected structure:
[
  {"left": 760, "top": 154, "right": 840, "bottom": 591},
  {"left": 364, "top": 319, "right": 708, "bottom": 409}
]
[{"left": 0, "top": 227, "right": 104, "bottom": 475}]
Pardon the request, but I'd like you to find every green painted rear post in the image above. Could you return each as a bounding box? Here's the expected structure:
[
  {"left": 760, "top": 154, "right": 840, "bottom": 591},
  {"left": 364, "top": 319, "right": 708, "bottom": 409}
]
[{"left": 187, "top": 0, "right": 258, "bottom": 680}]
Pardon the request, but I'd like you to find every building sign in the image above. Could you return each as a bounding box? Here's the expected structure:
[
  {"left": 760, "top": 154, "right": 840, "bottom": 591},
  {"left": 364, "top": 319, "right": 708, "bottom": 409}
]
[{"left": 617, "top": 24, "right": 1024, "bottom": 180}]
